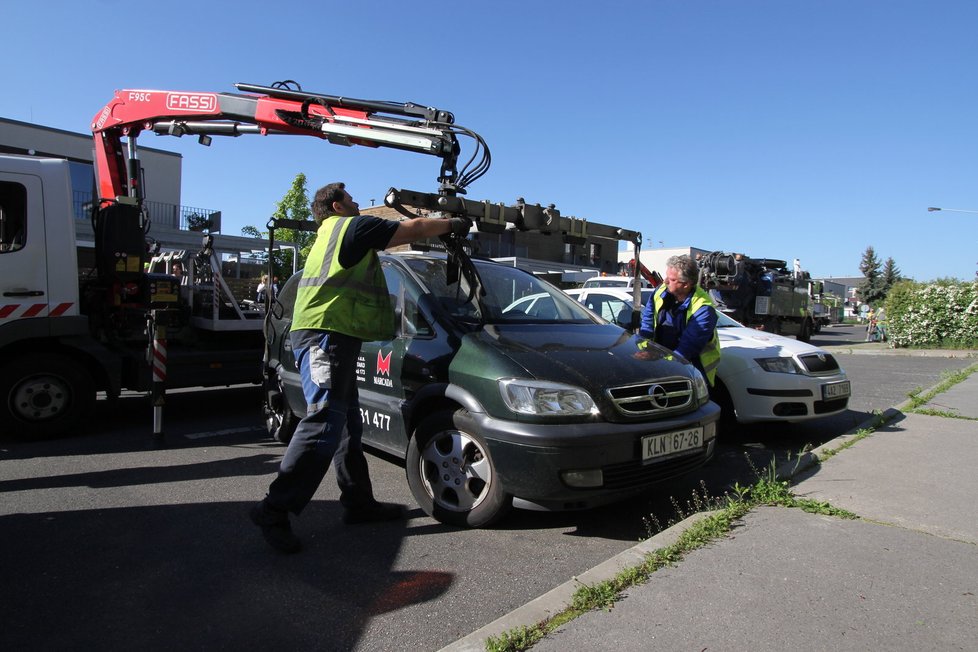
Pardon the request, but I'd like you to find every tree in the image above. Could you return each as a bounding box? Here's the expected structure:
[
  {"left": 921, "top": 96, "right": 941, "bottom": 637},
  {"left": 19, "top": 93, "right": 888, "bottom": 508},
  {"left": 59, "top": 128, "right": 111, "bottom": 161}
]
[
  {"left": 881, "top": 257, "right": 902, "bottom": 293},
  {"left": 240, "top": 173, "right": 317, "bottom": 279},
  {"left": 269, "top": 173, "right": 317, "bottom": 275},
  {"left": 858, "top": 245, "right": 886, "bottom": 306}
]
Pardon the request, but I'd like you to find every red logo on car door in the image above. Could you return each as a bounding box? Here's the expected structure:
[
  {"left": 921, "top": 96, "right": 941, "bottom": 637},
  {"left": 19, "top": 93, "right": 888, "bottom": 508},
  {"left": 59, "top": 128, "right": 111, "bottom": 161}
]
[{"left": 376, "top": 350, "right": 392, "bottom": 376}]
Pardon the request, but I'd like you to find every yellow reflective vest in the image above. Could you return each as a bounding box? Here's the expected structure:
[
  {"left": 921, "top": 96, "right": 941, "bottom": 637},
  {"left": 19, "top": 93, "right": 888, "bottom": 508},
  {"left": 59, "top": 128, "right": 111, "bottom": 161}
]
[
  {"left": 291, "top": 216, "right": 394, "bottom": 341},
  {"left": 651, "top": 286, "right": 721, "bottom": 385}
]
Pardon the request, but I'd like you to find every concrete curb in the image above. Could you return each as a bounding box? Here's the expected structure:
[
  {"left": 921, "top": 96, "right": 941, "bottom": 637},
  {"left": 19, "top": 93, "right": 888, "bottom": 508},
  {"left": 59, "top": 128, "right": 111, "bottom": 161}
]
[
  {"left": 819, "top": 345, "right": 976, "bottom": 358},
  {"left": 438, "top": 510, "right": 721, "bottom": 652},
  {"left": 438, "top": 362, "right": 974, "bottom": 652}
]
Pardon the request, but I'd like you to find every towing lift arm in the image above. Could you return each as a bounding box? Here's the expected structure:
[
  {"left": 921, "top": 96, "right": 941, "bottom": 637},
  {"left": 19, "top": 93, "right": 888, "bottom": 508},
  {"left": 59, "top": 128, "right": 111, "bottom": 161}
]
[{"left": 91, "top": 81, "right": 486, "bottom": 203}]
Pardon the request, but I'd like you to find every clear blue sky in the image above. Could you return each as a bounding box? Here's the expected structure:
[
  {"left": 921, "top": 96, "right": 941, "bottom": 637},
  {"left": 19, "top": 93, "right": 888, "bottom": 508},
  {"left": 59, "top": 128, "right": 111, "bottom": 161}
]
[{"left": 3, "top": 0, "right": 976, "bottom": 281}]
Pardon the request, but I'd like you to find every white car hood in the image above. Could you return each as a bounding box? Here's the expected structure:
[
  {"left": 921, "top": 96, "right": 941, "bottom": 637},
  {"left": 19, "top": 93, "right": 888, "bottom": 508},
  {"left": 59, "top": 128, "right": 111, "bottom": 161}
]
[{"left": 717, "top": 326, "right": 824, "bottom": 356}]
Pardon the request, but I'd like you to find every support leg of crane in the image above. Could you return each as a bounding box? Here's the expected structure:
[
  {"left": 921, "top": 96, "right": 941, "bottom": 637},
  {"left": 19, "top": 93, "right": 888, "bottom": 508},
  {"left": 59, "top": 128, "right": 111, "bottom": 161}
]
[{"left": 150, "top": 314, "right": 168, "bottom": 448}]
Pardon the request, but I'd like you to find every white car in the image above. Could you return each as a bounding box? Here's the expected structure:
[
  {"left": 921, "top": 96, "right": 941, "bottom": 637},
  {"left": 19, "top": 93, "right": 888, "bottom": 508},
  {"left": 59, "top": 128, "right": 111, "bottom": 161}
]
[
  {"left": 580, "top": 275, "right": 651, "bottom": 290},
  {"left": 565, "top": 288, "right": 851, "bottom": 425}
]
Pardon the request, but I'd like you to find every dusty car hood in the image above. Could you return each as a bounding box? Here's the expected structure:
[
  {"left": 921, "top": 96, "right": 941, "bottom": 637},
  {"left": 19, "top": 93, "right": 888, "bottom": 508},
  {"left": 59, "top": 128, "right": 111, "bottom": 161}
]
[{"left": 471, "top": 323, "right": 696, "bottom": 387}]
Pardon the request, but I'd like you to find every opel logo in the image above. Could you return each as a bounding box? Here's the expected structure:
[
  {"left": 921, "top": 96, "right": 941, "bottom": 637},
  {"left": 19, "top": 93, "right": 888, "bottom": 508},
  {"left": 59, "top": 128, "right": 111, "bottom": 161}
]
[
  {"left": 647, "top": 384, "right": 669, "bottom": 409},
  {"left": 817, "top": 352, "right": 826, "bottom": 362}
]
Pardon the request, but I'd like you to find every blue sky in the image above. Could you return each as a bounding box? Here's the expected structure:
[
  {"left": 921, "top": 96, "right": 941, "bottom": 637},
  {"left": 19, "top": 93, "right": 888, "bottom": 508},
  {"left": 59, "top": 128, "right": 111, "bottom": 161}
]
[{"left": 3, "top": 0, "right": 977, "bottom": 281}]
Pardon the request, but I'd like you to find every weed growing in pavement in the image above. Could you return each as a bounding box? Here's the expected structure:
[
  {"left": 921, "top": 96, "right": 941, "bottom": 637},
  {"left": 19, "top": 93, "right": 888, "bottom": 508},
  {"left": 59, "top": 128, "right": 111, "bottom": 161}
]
[
  {"left": 906, "top": 363, "right": 978, "bottom": 411},
  {"left": 484, "top": 458, "right": 854, "bottom": 652},
  {"left": 911, "top": 408, "right": 978, "bottom": 420}
]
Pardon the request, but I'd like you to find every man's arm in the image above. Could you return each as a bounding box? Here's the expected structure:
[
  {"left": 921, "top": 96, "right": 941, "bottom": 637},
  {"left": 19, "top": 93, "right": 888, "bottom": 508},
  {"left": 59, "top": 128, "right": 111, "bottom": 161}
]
[
  {"left": 638, "top": 292, "right": 657, "bottom": 339},
  {"left": 674, "top": 304, "right": 718, "bottom": 361},
  {"left": 386, "top": 216, "right": 470, "bottom": 248}
]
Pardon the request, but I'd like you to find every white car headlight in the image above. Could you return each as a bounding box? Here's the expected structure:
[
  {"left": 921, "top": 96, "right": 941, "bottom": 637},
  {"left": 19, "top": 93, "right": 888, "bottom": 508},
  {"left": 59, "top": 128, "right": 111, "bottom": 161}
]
[
  {"left": 499, "top": 379, "right": 598, "bottom": 416},
  {"left": 755, "top": 357, "right": 803, "bottom": 374},
  {"left": 691, "top": 368, "right": 710, "bottom": 402}
]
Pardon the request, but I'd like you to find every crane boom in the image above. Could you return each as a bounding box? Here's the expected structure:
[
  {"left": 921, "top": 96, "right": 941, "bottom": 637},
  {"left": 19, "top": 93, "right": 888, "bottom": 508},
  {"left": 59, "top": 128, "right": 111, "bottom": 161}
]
[{"left": 91, "top": 81, "right": 471, "bottom": 203}]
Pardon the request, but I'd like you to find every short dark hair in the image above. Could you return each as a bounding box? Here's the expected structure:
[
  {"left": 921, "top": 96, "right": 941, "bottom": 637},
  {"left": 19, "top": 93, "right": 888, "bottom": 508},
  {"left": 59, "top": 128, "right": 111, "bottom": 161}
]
[{"left": 311, "top": 182, "right": 346, "bottom": 225}]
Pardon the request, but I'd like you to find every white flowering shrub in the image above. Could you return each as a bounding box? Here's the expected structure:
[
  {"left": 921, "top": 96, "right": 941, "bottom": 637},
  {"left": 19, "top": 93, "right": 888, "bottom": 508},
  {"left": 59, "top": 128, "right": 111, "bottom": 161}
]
[{"left": 885, "top": 280, "right": 978, "bottom": 348}]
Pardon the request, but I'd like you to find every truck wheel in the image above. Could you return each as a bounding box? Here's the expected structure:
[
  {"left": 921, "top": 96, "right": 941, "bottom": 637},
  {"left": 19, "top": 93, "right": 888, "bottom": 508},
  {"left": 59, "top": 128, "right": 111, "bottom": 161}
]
[
  {"left": 263, "top": 375, "right": 298, "bottom": 445},
  {"left": 796, "top": 318, "right": 812, "bottom": 343},
  {"left": 407, "top": 409, "right": 511, "bottom": 528},
  {"left": 0, "top": 354, "right": 96, "bottom": 440}
]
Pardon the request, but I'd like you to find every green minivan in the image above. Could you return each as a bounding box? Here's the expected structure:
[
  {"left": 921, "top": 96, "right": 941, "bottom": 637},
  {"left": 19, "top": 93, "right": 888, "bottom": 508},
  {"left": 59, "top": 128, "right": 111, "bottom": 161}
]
[{"left": 263, "top": 252, "right": 720, "bottom": 527}]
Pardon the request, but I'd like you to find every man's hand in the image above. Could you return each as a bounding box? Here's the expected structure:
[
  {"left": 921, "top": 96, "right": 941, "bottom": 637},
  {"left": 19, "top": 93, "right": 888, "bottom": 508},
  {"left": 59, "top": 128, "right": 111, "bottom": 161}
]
[{"left": 449, "top": 216, "right": 473, "bottom": 236}]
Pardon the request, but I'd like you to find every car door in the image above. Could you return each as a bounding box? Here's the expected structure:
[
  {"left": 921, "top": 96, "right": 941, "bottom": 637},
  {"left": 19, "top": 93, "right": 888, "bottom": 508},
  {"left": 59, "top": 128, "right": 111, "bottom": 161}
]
[
  {"left": 357, "top": 260, "right": 442, "bottom": 457},
  {"left": 0, "top": 173, "right": 50, "bottom": 329}
]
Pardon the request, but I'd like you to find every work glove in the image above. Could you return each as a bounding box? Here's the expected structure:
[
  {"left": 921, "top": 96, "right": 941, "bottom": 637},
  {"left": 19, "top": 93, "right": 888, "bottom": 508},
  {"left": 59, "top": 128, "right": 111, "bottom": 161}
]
[{"left": 449, "top": 216, "right": 473, "bottom": 236}]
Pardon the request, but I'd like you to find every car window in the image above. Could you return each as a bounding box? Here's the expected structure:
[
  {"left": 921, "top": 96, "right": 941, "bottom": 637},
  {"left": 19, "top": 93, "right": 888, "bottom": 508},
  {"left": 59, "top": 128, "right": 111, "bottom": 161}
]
[
  {"left": 0, "top": 182, "right": 27, "bottom": 253},
  {"left": 276, "top": 270, "right": 301, "bottom": 321},
  {"left": 382, "top": 261, "right": 433, "bottom": 337},
  {"left": 402, "top": 256, "right": 483, "bottom": 322},
  {"left": 402, "top": 255, "right": 598, "bottom": 325}
]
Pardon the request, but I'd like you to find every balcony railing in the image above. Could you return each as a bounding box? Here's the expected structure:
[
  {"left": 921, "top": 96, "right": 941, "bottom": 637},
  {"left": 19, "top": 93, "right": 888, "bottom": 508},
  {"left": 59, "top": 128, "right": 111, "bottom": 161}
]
[{"left": 73, "top": 190, "right": 219, "bottom": 231}]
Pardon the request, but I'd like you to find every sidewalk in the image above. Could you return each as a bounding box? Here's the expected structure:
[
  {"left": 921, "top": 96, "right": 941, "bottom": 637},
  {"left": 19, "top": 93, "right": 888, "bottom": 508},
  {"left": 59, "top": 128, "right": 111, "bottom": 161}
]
[{"left": 444, "top": 367, "right": 978, "bottom": 651}]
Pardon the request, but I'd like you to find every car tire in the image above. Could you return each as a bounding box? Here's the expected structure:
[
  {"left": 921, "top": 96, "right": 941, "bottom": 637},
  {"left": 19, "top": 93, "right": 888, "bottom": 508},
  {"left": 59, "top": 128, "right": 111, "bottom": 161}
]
[
  {"left": 0, "top": 354, "right": 96, "bottom": 440},
  {"left": 407, "top": 408, "right": 512, "bottom": 528},
  {"left": 710, "top": 379, "right": 738, "bottom": 434},
  {"left": 263, "top": 374, "right": 298, "bottom": 445}
]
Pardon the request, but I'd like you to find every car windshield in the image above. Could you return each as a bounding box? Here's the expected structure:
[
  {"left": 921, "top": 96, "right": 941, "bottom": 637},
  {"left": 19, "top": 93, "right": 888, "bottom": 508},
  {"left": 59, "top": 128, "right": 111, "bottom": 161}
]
[
  {"left": 402, "top": 256, "right": 600, "bottom": 325},
  {"left": 582, "top": 278, "right": 630, "bottom": 288},
  {"left": 716, "top": 311, "right": 741, "bottom": 328}
]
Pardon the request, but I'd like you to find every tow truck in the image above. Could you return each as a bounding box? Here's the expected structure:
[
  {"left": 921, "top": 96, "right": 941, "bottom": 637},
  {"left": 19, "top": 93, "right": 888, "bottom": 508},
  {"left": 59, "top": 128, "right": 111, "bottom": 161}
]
[
  {"left": 2, "top": 81, "right": 484, "bottom": 438},
  {"left": 697, "top": 251, "right": 817, "bottom": 342},
  {"left": 1, "top": 80, "right": 652, "bottom": 440}
]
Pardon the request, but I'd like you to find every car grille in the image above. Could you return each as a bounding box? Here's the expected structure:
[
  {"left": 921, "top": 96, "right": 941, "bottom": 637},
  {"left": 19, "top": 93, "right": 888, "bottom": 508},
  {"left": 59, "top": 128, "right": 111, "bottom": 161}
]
[
  {"left": 606, "top": 378, "right": 694, "bottom": 416},
  {"left": 798, "top": 352, "right": 840, "bottom": 374},
  {"left": 602, "top": 448, "right": 709, "bottom": 490}
]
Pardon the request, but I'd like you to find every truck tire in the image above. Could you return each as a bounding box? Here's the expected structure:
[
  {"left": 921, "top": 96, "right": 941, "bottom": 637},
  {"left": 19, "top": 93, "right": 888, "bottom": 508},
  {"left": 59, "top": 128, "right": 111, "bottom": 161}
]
[
  {"left": 407, "top": 409, "right": 512, "bottom": 528},
  {"left": 0, "top": 354, "right": 96, "bottom": 440},
  {"left": 796, "top": 318, "right": 812, "bottom": 343}
]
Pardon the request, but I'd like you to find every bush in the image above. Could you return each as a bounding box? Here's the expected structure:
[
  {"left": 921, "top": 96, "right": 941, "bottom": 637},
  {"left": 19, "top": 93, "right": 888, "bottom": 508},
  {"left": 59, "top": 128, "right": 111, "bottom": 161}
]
[{"left": 885, "top": 280, "right": 978, "bottom": 348}]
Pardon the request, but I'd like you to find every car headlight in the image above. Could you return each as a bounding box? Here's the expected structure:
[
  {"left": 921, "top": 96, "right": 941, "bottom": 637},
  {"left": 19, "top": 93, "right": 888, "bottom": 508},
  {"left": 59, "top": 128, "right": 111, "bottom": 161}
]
[
  {"left": 499, "top": 379, "right": 598, "bottom": 416},
  {"left": 691, "top": 368, "right": 710, "bottom": 402},
  {"left": 755, "top": 357, "right": 803, "bottom": 374}
]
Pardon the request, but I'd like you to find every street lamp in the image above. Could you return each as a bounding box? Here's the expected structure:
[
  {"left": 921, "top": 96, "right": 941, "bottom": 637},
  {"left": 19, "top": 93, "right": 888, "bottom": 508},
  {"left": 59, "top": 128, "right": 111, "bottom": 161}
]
[{"left": 928, "top": 206, "right": 978, "bottom": 214}]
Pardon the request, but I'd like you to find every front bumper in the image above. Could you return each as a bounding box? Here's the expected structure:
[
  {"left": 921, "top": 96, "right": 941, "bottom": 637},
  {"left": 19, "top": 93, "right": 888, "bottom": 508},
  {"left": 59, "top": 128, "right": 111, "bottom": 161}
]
[
  {"left": 455, "top": 401, "right": 720, "bottom": 510},
  {"left": 725, "top": 368, "right": 850, "bottom": 423}
]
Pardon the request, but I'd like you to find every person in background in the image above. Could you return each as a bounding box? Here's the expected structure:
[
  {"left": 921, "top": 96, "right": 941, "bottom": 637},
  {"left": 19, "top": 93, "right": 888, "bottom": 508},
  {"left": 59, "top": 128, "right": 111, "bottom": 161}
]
[{"left": 250, "top": 181, "right": 472, "bottom": 553}]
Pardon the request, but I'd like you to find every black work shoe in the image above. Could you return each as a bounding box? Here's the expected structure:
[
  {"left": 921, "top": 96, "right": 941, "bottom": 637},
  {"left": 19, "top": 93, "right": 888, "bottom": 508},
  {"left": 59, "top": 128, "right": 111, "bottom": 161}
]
[
  {"left": 249, "top": 501, "right": 301, "bottom": 553},
  {"left": 342, "top": 501, "right": 406, "bottom": 525}
]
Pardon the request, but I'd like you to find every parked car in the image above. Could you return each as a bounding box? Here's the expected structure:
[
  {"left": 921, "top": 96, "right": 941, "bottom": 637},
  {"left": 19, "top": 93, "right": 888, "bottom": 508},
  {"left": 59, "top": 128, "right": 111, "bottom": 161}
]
[
  {"left": 564, "top": 288, "right": 851, "bottom": 425},
  {"left": 580, "top": 275, "right": 651, "bottom": 289},
  {"left": 565, "top": 287, "right": 654, "bottom": 330},
  {"left": 263, "top": 253, "right": 720, "bottom": 528}
]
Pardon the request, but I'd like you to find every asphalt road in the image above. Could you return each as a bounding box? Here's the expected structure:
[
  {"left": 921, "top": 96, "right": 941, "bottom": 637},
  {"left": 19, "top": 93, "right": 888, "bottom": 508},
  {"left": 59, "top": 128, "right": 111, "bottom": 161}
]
[{"left": 1, "top": 327, "right": 973, "bottom": 651}]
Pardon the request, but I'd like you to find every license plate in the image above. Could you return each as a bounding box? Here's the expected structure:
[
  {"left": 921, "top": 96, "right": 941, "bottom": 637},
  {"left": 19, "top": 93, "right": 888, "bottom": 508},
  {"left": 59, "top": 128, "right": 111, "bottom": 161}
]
[
  {"left": 642, "top": 427, "right": 703, "bottom": 461},
  {"left": 822, "top": 380, "right": 851, "bottom": 400}
]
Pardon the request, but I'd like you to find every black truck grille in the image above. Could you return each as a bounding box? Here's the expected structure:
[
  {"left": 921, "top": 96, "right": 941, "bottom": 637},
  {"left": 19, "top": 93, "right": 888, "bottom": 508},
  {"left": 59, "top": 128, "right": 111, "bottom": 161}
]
[{"left": 798, "top": 352, "right": 840, "bottom": 374}]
